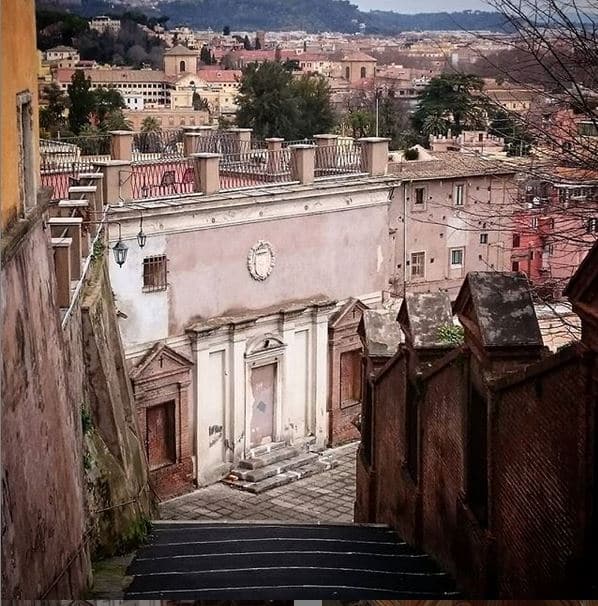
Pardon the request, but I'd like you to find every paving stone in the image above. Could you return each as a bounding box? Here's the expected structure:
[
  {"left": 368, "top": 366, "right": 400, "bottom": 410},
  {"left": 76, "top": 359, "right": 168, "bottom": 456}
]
[{"left": 158, "top": 441, "right": 358, "bottom": 523}]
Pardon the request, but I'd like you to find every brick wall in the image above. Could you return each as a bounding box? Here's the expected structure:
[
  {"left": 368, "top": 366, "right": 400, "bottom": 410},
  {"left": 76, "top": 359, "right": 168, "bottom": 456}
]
[
  {"left": 358, "top": 324, "right": 595, "bottom": 595},
  {"left": 419, "top": 352, "right": 468, "bottom": 577},
  {"left": 491, "top": 347, "right": 589, "bottom": 596}
]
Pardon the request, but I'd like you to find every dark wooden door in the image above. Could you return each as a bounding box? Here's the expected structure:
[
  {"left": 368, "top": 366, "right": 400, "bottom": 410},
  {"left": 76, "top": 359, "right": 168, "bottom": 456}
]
[{"left": 146, "top": 401, "right": 176, "bottom": 469}]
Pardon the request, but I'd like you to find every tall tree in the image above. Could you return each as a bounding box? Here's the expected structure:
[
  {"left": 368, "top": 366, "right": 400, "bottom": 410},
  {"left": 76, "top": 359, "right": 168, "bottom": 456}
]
[
  {"left": 243, "top": 34, "right": 252, "bottom": 50},
  {"left": 39, "top": 83, "right": 69, "bottom": 137},
  {"left": 68, "top": 70, "right": 95, "bottom": 135},
  {"left": 94, "top": 87, "right": 126, "bottom": 125},
  {"left": 235, "top": 61, "right": 299, "bottom": 139},
  {"left": 412, "top": 73, "right": 485, "bottom": 135},
  {"left": 223, "top": 25, "right": 231, "bottom": 36},
  {"left": 291, "top": 74, "right": 335, "bottom": 139}
]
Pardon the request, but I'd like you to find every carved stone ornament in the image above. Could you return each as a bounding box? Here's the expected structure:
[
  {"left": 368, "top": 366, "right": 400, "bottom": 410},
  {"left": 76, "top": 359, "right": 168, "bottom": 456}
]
[{"left": 247, "top": 240, "right": 276, "bottom": 281}]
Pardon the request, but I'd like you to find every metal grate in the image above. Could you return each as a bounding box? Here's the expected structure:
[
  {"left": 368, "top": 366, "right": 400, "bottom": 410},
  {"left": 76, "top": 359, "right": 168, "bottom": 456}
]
[{"left": 143, "top": 255, "right": 168, "bottom": 292}]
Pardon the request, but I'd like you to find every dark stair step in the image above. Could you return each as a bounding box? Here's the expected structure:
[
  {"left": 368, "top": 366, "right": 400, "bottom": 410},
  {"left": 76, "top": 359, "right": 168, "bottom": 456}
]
[
  {"left": 149, "top": 522, "right": 405, "bottom": 542},
  {"left": 129, "top": 549, "right": 444, "bottom": 576}
]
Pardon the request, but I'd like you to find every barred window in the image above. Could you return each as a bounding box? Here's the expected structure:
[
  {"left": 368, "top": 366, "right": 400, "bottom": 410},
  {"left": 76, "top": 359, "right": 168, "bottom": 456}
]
[{"left": 143, "top": 255, "right": 168, "bottom": 292}]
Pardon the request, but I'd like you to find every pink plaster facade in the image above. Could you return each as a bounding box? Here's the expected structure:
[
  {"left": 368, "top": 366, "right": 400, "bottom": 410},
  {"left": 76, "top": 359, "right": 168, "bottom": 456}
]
[{"left": 389, "top": 173, "right": 517, "bottom": 299}]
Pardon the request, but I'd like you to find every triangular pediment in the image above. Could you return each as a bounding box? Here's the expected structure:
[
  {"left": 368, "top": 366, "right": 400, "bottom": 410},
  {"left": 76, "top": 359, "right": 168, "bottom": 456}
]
[
  {"left": 130, "top": 342, "right": 193, "bottom": 382},
  {"left": 329, "top": 298, "right": 368, "bottom": 330}
]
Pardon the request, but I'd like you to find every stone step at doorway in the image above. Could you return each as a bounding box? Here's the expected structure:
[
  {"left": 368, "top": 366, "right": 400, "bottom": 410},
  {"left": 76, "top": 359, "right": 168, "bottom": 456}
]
[
  {"left": 124, "top": 521, "right": 459, "bottom": 599},
  {"left": 222, "top": 437, "right": 339, "bottom": 494}
]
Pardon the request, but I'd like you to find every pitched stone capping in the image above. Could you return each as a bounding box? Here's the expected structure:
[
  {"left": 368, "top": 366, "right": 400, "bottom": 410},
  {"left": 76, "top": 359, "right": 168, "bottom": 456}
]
[
  {"left": 398, "top": 291, "right": 454, "bottom": 350},
  {"left": 563, "top": 240, "right": 598, "bottom": 350},
  {"left": 453, "top": 271, "right": 544, "bottom": 360},
  {"left": 358, "top": 309, "right": 402, "bottom": 358},
  {"left": 228, "top": 127, "right": 253, "bottom": 153},
  {"left": 290, "top": 144, "right": 316, "bottom": 185}
]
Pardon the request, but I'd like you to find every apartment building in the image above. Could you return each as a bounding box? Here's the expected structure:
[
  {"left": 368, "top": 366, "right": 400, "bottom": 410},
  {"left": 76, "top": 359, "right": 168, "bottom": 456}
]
[{"left": 387, "top": 150, "right": 520, "bottom": 299}]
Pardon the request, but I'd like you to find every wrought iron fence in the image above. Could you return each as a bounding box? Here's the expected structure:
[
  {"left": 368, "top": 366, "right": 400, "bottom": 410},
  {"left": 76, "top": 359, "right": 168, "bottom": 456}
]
[
  {"left": 219, "top": 148, "right": 294, "bottom": 190},
  {"left": 132, "top": 128, "right": 184, "bottom": 161},
  {"left": 315, "top": 142, "right": 363, "bottom": 177},
  {"left": 131, "top": 158, "right": 196, "bottom": 199}
]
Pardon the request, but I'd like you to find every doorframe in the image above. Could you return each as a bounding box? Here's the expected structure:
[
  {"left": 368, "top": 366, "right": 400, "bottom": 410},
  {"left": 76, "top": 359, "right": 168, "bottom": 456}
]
[{"left": 244, "top": 342, "right": 285, "bottom": 455}]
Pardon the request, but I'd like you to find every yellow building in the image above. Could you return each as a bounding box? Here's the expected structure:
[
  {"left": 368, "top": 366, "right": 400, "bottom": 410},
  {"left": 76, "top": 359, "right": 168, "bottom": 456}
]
[{"left": 1, "top": 0, "right": 40, "bottom": 230}]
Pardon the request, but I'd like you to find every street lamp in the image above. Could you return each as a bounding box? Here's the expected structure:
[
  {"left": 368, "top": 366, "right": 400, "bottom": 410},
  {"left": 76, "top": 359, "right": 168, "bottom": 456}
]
[
  {"left": 112, "top": 223, "right": 129, "bottom": 267},
  {"left": 136, "top": 212, "right": 147, "bottom": 248}
]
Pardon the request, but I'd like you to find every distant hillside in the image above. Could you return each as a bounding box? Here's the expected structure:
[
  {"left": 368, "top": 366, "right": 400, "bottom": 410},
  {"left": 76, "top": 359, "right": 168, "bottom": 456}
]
[{"left": 39, "top": 0, "right": 512, "bottom": 34}]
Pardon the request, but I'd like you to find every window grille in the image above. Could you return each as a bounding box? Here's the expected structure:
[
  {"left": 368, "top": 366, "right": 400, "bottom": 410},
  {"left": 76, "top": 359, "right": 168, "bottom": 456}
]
[
  {"left": 143, "top": 255, "right": 168, "bottom": 292},
  {"left": 480, "top": 233, "right": 488, "bottom": 244}
]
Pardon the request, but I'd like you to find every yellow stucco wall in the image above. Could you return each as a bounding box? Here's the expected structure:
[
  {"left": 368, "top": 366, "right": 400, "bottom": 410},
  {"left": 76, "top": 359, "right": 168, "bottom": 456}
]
[{"left": 1, "top": 0, "right": 40, "bottom": 230}]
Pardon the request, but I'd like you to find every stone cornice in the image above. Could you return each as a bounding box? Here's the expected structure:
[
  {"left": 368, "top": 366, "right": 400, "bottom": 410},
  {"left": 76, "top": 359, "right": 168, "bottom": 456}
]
[{"left": 107, "top": 177, "right": 396, "bottom": 241}]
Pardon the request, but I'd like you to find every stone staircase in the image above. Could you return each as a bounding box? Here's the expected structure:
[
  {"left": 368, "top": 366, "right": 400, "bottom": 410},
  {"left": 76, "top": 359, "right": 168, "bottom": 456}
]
[
  {"left": 222, "top": 437, "right": 338, "bottom": 493},
  {"left": 124, "top": 521, "right": 459, "bottom": 599}
]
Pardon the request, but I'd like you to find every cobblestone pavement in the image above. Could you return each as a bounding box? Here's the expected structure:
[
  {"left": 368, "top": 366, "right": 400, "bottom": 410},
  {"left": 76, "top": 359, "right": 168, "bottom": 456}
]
[{"left": 159, "top": 442, "right": 359, "bottom": 523}]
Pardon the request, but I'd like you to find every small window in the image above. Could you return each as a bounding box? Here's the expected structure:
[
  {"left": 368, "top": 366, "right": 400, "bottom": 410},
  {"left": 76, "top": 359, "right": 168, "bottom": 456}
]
[
  {"left": 531, "top": 217, "right": 539, "bottom": 228},
  {"left": 143, "top": 255, "right": 168, "bottom": 292},
  {"left": 548, "top": 218, "right": 555, "bottom": 229},
  {"left": 360, "top": 66, "right": 366, "bottom": 78},
  {"left": 414, "top": 187, "right": 425, "bottom": 206},
  {"left": 587, "top": 218, "right": 598, "bottom": 233},
  {"left": 512, "top": 233, "right": 521, "bottom": 248},
  {"left": 410, "top": 251, "right": 425, "bottom": 279},
  {"left": 345, "top": 66, "right": 350, "bottom": 79},
  {"left": 450, "top": 248, "right": 464, "bottom": 268},
  {"left": 512, "top": 261, "right": 520, "bottom": 272},
  {"left": 454, "top": 183, "right": 465, "bottom": 206},
  {"left": 480, "top": 233, "right": 488, "bottom": 244}
]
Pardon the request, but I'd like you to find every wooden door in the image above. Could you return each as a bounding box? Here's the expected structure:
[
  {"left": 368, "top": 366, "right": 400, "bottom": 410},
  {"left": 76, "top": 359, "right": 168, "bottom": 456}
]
[
  {"left": 146, "top": 401, "right": 176, "bottom": 469},
  {"left": 340, "top": 349, "right": 362, "bottom": 406},
  {"left": 250, "top": 363, "right": 276, "bottom": 448}
]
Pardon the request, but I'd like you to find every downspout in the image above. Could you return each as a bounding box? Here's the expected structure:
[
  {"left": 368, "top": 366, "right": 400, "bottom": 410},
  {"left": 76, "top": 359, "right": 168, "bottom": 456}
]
[{"left": 403, "top": 181, "right": 409, "bottom": 297}]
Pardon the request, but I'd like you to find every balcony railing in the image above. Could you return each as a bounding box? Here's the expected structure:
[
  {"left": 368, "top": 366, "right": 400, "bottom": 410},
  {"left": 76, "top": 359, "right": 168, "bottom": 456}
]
[
  {"left": 219, "top": 148, "right": 293, "bottom": 190},
  {"left": 131, "top": 157, "right": 195, "bottom": 199}
]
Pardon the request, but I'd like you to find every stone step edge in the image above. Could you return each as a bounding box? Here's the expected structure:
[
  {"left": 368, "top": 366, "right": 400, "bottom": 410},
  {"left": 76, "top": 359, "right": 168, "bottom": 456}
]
[
  {"left": 223, "top": 458, "right": 339, "bottom": 494},
  {"left": 229, "top": 452, "right": 319, "bottom": 482}
]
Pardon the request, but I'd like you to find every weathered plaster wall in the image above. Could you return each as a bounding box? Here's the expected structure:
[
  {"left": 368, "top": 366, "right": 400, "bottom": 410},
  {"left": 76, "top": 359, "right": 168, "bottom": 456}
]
[
  {"left": 1, "top": 218, "right": 90, "bottom": 599},
  {"left": 111, "top": 202, "right": 389, "bottom": 348},
  {"left": 1, "top": 216, "right": 154, "bottom": 598}
]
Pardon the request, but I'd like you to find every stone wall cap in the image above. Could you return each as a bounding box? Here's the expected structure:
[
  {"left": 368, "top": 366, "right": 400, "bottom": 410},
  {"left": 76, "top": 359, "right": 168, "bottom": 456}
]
[
  {"left": 109, "top": 130, "right": 134, "bottom": 135},
  {"left": 314, "top": 134, "right": 339, "bottom": 139},
  {"left": 191, "top": 152, "right": 222, "bottom": 159},
  {"left": 93, "top": 160, "right": 131, "bottom": 166},
  {"left": 265, "top": 137, "right": 285, "bottom": 142},
  {"left": 454, "top": 271, "right": 543, "bottom": 348},
  {"left": 398, "top": 291, "right": 454, "bottom": 349},
  {"left": 359, "top": 137, "right": 392, "bottom": 143},
  {"left": 289, "top": 144, "right": 316, "bottom": 149},
  {"left": 360, "top": 309, "right": 401, "bottom": 357}
]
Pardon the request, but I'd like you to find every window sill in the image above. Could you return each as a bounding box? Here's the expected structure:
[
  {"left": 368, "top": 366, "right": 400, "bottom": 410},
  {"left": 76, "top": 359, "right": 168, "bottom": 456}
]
[{"left": 142, "top": 286, "right": 168, "bottom": 293}]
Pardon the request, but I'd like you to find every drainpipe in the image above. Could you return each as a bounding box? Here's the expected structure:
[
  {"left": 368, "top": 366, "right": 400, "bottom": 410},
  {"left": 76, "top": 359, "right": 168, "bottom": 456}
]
[{"left": 403, "top": 182, "right": 408, "bottom": 296}]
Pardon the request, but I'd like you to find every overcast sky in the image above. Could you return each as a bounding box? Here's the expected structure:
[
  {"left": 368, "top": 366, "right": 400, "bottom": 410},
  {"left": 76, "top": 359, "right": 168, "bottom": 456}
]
[{"left": 354, "top": 0, "right": 492, "bottom": 13}]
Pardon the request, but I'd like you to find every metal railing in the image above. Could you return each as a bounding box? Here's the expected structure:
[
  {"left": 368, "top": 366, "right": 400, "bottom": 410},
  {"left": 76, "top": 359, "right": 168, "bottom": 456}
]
[
  {"left": 219, "top": 148, "right": 294, "bottom": 190},
  {"left": 131, "top": 157, "right": 196, "bottom": 199},
  {"left": 132, "top": 129, "right": 184, "bottom": 161},
  {"left": 315, "top": 142, "right": 363, "bottom": 177}
]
